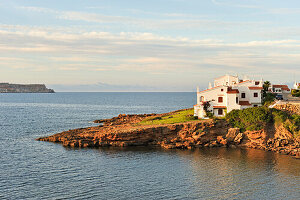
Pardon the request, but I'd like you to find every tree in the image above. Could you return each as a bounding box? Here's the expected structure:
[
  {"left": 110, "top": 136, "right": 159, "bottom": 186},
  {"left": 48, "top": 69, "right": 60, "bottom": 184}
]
[
  {"left": 263, "top": 81, "right": 271, "bottom": 94},
  {"left": 262, "top": 81, "right": 275, "bottom": 106}
]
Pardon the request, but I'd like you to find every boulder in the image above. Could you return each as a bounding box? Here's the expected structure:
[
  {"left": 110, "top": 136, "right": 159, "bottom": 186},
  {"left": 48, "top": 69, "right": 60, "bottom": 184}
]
[
  {"left": 234, "top": 133, "right": 244, "bottom": 144},
  {"left": 226, "top": 128, "right": 240, "bottom": 142}
]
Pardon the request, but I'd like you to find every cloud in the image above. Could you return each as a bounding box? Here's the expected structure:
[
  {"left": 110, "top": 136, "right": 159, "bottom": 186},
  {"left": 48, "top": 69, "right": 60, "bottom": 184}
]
[
  {"left": 268, "top": 8, "right": 300, "bottom": 15},
  {"left": 17, "top": 6, "right": 56, "bottom": 13},
  {"left": 211, "top": 0, "right": 260, "bottom": 9},
  {"left": 1, "top": 24, "right": 300, "bottom": 88}
]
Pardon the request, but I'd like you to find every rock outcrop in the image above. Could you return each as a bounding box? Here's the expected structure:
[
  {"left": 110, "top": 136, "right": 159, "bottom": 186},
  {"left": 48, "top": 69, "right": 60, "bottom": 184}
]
[
  {"left": 240, "top": 124, "right": 300, "bottom": 158},
  {"left": 37, "top": 110, "right": 300, "bottom": 159},
  {"left": 273, "top": 103, "right": 300, "bottom": 115}
]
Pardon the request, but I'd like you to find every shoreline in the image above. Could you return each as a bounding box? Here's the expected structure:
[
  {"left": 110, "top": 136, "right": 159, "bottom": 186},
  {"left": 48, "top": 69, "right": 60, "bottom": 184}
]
[{"left": 37, "top": 108, "right": 300, "bottom": 159}]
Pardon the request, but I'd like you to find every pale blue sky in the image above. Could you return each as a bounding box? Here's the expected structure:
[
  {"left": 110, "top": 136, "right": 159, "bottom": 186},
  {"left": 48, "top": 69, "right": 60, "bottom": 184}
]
[{"left": 0, "top": 0, "right": 299, "bottom": 91}]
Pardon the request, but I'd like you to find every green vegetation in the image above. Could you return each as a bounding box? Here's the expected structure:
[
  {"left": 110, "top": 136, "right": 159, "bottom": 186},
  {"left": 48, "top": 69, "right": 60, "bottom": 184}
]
[
  {"left": 203, "top": 101, "right": 214, "bottom": 118},
  {"left": 263, "top": 81, "right": 271, "bottom": 93},
  {"left": 262, "top": 93, "right": 276, "bottom": 106},
  {"left": 262, "top": 81, "right": 276, "bottom": 106},
  {"left": 226, "top": 107, "right": 300, "bottom": 136},
  {"left": 291, "top": 89, "right": 300, "bottom": 97},
  {"left": 139, "top": 109, "right": 198, "bottom": 125}
]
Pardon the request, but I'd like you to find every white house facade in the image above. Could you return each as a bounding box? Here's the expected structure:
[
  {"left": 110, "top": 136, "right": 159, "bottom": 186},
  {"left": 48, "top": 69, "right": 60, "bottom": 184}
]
[
  {"left": 194, "top": 75, "right": 263, "bottom": 119},
  {"left": 270, "top": 84, "right": 290, "bottom": 94}
]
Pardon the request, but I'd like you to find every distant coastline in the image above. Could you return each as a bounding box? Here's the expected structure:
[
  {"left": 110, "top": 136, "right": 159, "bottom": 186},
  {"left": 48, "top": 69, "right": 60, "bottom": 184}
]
[{"left": 0, "top": 83, "right": 55, "bottom": 93}]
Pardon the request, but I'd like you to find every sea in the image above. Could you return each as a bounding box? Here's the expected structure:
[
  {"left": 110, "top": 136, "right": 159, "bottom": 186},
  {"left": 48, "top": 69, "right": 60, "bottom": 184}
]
[{"left": 0, "top": 92, "right": 300, "bottom": 199}]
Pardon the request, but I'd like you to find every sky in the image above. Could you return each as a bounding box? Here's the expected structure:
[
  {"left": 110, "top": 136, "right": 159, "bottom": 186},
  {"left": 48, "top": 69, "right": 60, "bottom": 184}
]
[{"left": 0, "top": 0, "right": 299, "bottom": 91}]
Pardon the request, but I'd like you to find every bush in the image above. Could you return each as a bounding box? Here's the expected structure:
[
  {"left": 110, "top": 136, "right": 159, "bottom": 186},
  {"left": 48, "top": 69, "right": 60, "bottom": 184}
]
[
  {"left": 246, "top": 124, "right": 264, "bottom": 131},
  {"left": 226, "top": 107, "right": 300, "bottom": 135},
  {"left": 205, "top": 111, "right": 214, "bottom": 119},
  {"left": 262, "top": 93, "right": 276, "bottom": 106},
  {"left": 291, "top": 89, "right": 300, "bottom": 97}
]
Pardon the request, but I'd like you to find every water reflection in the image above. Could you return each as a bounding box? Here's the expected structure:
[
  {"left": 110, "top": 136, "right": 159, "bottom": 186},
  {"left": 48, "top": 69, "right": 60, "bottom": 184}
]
[{"left": 70, "top": 146, "right": 300, "bottom": 199}]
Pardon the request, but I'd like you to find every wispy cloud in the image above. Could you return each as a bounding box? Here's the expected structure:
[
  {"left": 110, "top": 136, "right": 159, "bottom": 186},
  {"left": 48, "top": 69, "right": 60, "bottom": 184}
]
[
  {"left": 1, "top": 24, "right": 300, "bottom": 79},
  {"left": 211, "top": 0, "right": 260, "bottom": 9}
]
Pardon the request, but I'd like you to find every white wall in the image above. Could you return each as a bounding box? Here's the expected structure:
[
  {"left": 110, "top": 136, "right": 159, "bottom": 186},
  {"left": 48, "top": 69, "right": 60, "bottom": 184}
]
[
  {"left": 227, "top": 93, "right": 241, "bottom": 112},
  {"left": 197, "top": 86, "right": 227, "bottom": 109}
]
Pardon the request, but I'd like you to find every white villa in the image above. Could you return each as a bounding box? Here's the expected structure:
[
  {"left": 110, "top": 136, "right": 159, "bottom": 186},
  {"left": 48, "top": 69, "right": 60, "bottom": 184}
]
[
  {"left": 194, "top": 75, "right": 264, "bottom": 119},
  {"left": 269, "top": 84, "right": 290, "bottom": 95}
]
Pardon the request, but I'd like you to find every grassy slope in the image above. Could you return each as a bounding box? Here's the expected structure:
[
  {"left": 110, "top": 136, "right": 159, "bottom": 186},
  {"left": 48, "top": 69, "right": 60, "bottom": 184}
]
[
  {"left": 139, "top": 109, "right": 198, "bottom": 125},
  {"left": 226, "top": 107, "right": 300, "bottom": 137}
]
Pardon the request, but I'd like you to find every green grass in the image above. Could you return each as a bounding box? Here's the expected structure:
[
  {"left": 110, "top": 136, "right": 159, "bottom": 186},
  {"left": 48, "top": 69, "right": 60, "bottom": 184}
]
[{"left": 139, "top": 109, "right": 198, "bottom": 125}]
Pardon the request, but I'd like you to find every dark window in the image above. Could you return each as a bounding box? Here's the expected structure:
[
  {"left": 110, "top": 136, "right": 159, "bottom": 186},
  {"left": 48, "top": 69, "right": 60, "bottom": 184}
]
[
  {"left": 221, "top": 89, "right": 224, "bottom": 92},
  {"left": 253, "top": 105, "right": 258, "bottom": 107},
  {"left": 254, "top": 93, "right": 258, "bottom": 97},
  {"left": 236, "top": 97, "right": 239, "bottom": 104},
  {"left": 255, "top": 81, "right": 259, "bottom": 85},
  {"left": 241, "top": 93, "right": 246, "bottom": 98},
  {"left": 218, "top": 97, "right": 223, "bottom": 103},
  {"left": 200, "top": 96, "right": 204, "bottom": 102},
  {"left": 218, "top": 109, "right": 223, "bottom": 115}
]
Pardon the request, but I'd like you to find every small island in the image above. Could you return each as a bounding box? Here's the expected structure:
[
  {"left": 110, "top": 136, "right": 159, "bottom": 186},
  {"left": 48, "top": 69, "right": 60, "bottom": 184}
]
[{"left": 0, "top": 83, "right": 55, "bottom": 93}]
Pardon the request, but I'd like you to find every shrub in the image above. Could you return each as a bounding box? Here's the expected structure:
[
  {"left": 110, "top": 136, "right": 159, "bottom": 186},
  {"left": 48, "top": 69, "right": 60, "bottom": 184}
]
[
  {"left": 291, "top": 89, "right": 300, "bottom": 97},
  {"left": 246, "top": 124, "right": 264, "bottom": 131},
  {"left": 262, "top": 93, "right": 276, "bottom": 106},
  {"left": 205, "top": 111, "right": 214, "bottom": 119},
  {"left": 226, "top": 107, "right": 300, "bottom": 135}
]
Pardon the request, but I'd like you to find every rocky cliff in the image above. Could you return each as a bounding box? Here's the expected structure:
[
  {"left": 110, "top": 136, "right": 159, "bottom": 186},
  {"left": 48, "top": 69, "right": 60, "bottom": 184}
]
[
  {"left": 37, "top": 109, "right": 300, "bottom": 159},
  {"left": 0, "top": 83, "right": 54, "bottom": 93}
]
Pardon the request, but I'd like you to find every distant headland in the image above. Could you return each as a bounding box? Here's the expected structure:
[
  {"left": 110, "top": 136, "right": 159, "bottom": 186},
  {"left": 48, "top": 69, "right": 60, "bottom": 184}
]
[{"left": 0, "top": 83, "right": 55, "bottom": 93}]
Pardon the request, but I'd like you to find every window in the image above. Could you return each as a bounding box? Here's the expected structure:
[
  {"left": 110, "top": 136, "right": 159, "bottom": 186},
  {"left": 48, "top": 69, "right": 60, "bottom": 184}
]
[
  {"left": 200, "top": 96, "right": 204, "bottom": 102},
  {"left": 218, "top": 97, "right": 223, "bottom": 103},
  {"left": 241, "top": 93, "right": 246, "bottom": 98},
  {"left": 254, "top": 93, "right": 258, "bottom": 97},
  {"left": 218, "top": 109, "right": 223, "bottom": 115},
  {"left": 236, "top": 97, "right": 239, "bottom": 104},
  {"left": 253, "top": 105, "right": 258, "bottom": 107},
  {"left": 221, "top": 89, "right": 224, "bottom": 92},
  {"left": 255, "top": 81, "right": 260, "bottom": 85}
]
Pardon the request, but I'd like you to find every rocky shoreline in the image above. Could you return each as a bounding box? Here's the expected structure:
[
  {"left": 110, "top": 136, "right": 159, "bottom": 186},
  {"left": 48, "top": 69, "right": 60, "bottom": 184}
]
[{"left": 37, "top": 109, "right": 300, "bottom": 159}]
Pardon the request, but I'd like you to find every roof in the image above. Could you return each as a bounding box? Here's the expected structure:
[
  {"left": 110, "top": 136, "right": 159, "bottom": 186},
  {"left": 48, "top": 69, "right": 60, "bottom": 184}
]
[
  {"left": 272, "top": 85, "right": 290, "bottom": 91},
  {"left": 235, "top": 80, "right": 251, "bottom": 85},
  {"left": 213, "top": 106, "right": 227, "bottom": 109},
  {"left": 272, "top": 85, "right": 289, "bottom": 88},
  {"left": 227, "top": 87, "right": 239, "bottom": 94},
  {"left": 227, "top": 90, "right": 239, "bottom": 94},
  {"left": 239, "top": 101, "right": 251, "bottom": 106},
  {"left": 248, "top": 87, "right": 263, "bottom": 90},
  {"left": 198, "top": 85, "right": 222, "bottom": 94}
]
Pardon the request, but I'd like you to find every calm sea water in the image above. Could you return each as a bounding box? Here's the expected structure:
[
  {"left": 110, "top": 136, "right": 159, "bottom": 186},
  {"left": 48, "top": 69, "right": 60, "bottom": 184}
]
[{"left": 0, "top": 92, "right": 300, "bottom": 200}]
